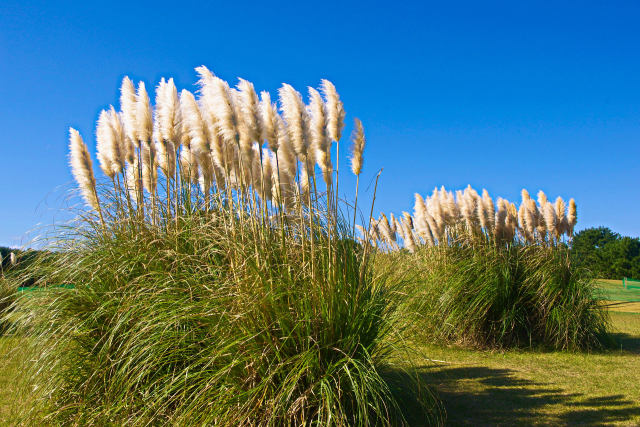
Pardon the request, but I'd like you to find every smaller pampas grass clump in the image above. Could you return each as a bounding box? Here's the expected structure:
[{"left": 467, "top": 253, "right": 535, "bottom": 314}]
[
  {"left": 398, "top": 242, "right": 610, "bottom": 350},
  {"left": 375, "top": 186, "right": 609, "bottom": 350}
]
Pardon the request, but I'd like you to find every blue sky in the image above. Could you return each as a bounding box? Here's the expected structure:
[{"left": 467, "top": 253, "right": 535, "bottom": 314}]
[{"left": 1, "top": 1, "right": 639, "bottom": 247}]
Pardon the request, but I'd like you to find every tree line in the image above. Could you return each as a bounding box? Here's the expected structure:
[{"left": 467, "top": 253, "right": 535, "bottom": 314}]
[{"left": 572, "top": 227, "right": 640, "bottom": 280}]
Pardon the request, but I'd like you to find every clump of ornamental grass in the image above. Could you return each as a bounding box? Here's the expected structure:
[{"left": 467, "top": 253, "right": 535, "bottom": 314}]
[
  {"left": 11, "top": 68, "right": 439, "bottom": 425},
  {"left": 405, "top": 241, "right": 609, "bottom": 350},
  {"left": 371, "top": 186, "right": 609, "bottom": 350}
]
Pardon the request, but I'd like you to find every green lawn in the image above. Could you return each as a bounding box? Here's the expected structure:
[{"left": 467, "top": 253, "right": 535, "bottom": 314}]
[
  {"left": 397, "top": 280, "right": 640, "bottom": 425},
  {"left": 2, "top": 280, "right": 639, "bottom": 425},
  {"left": 596, "top": 279, "right": 640, "bottom": 302},
  {"left": 403, "top": 311, "right": 640, "bottom": 425}
]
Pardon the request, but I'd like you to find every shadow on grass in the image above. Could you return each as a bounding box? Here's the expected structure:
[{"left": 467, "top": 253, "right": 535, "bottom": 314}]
[
  {"left": 387, "top": 365, "right": 640, "bottom": 426},
  {"left": 609, "top": 332, "right": 640, "bottom": 353}
]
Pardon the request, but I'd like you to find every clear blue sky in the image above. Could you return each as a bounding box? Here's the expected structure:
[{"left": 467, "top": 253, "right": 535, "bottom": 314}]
[{"left": 1, "top": 1, "right": 639, "bottom": 247}]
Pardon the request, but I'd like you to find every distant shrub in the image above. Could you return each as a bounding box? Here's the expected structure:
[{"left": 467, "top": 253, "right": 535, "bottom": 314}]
[{"left": 401, "top": 242, "right": 609, "bottom": 350}]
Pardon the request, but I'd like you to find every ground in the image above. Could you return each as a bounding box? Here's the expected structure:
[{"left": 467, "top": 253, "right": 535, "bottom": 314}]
[
  {"left": 1, "top": 280, "right": 639, "bottom": 425},
  {"left": 405, "top": 279, "right": 640, "bottom": 425}
]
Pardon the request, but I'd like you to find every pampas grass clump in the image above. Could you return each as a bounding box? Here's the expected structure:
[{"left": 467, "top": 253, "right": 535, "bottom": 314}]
[
  {"left": 374, "top": 186, "right": 608, "bottom": 350},
  {"left": 9, "top": 67, "right": 440, "bottom": 426},
  {"left": 405, "top": 243, "right": 609, "bottom": 350}
]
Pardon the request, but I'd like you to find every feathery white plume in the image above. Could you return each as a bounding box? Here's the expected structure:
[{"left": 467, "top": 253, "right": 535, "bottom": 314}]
[
  {"left": 196, "top": 66, "right": 239, "bottom": 145},
  {"left": 279, "top": 83, "right": 309, "bottom": 159},
  {"left": 156, "top": 77, "right": 181, "bottom": 144},
  {"left": 350, "top": 118, "right": 366, "bottom": 176},
  {"left": 120, "top": 76, "right": 138, "bottom": 146},
  {"left": 308, "top": 87, "right": 329, "bottom": 156},
  {"left": 554, "top": 197, "right": 567, "bottom": 237},
  {"left": 567, "top": 199, "right": 577, "bottom": 237},
  {"left": 237, "top": 78, "right": 262, "bottom": 145},
  {"left": 69, "top": 128, "right": 100, "bottom": 211},
  {"left": 543, "top": 202, "right": 557, "bottom": 241},
  {"left": 179, "top": 90, "right": 208, "bottom": 156},
  {"left": 260, "top": 91, "right": 280, "bottom": 152},
  {"left": 96, "top": 110, "right": 117, "bottom": 178},
  {"left": 136, "top": 82, "right": 153, "bottom": 144},
  {"left": 537, "top": 190, "right": 548, "bottom": 207},
  {"left": 320, "top": 79, "right": 345, "bottom": 142},
  {"left": 106, "top": 106, "right": 126, "bottom": 170}
]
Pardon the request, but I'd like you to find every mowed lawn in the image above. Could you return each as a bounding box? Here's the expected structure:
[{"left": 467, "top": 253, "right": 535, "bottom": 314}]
[
  {"left": 1, "top": 280, "right": 639, "bottom": 426},
  {"left": 403, "top": 279, "right": 640, "bottom": 425}
]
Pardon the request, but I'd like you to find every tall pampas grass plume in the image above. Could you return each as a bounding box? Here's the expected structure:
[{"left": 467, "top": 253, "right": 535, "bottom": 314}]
[
  {"left": 96, "top": 110, "right": 118, "bottom": 179},
  {"left": 279, "top": 84, "right": 308, "bottom": 160},
  {"left": 156, "top": 78, "right": 181, "bottom": 145},
  {"left": 196, "top": 66, "right": 239, "bottom": 145},
  {"left": 136, "top": 82, "right": 153, "bottom": 144},
  {"left": 543, "top": 202, "right": 557, "bottom": 242},
  {"left": 120, "top": 76, "right": 138, "bottom": 147},
  {"left": 68, "top": 128, "right": 102, "bottom": 216},
  {"left": 320, "top": 79, "right": 345, "bottom": 142},
  {"left": 259, "top": 91, "right": 280, "bottom": 152},
  {"left": 350, "top": 118, "right": 366, "bottom": 176},
  {"left": 567, "top": 198, "right": 577, "bottom": 237},
  {"left": 237, "top": 78, "right": 262, "bottom": 147},
  {"left": 555, "top": 197, "right": 567, "bottom": 237},
  {"left": 179, "top": 90, "right": 208, "bottom": 156}
]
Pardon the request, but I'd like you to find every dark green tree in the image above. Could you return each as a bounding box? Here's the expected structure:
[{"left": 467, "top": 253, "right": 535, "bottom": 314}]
[{"left": 572, "top": 227, "right": 640, "bottom": 279}]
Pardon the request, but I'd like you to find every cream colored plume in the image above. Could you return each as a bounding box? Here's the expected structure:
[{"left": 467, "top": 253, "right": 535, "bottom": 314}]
[
  {"left": 9, "top": 252, "right": 16, "bottom": 266},
  {"left": 504, "top": 204, "right": 517, "bottom": 241},
  {"left": 136, "top": 82, "right": 153, "bottom": 144},
  {"left": 543, "top": 202, "right": 557, "bottom": 241},
  {"left": 155, "top": 78, "right": 181, "bottom": 144},
  {"left": 308, "top": 87, "right": 329, "bottom": 156},
  {"left": 400, "top": 216, "right": 417, "bottom": 253},
  {"left": 274, "top": 114, "right": 297, "bottom": 175},
  {"left": 442, "top": 189, "right": 459, "bottom": 223},
  {"left": 555, "top": 197, "right": 567, "bottom": 237},
  {"left": 120, "top": 76, "right": 138, "bottom": 146},
  {"left": 379, "top": 213, "right": 396, "bottom": 246},
  {"left": 179, "top": 90, "right": 208, "bottom": 157},
  {"left": 237, "top": 78, "right": 262, "bottom": 148},
  {"left": 537, "top": 190, "right": 548, "bottom": 207},
  {"left": 68, "top": 128, "right": 100, "bottom": 211},
  {"left": 259, "top": 91, "right": 280, "bottom": 152},
  {"left": 460, "top": 186, "right": 478, "bottom": 231},
  {"left": 320, "top": 79, "right": 345, "bottom": 142},
  {"left": 495, "top": 198, "right": 508, "bottom": 239},
  {"left": 350, "top": 118, "right": 366, "bottom": 176},
  {"left": 481, "top": 189, "right": 495, "bottom": 234},
  {"left": 567, "top": 199, "right": 577, "bottom": 237},
  {"left": 389, "top": 213, "right": 398, "bottom": 234},
  {"left": 107, "top": 107, "right": 126, "bottom": 169},
  {"left": 96, "top": 110, "right": 118, "bottom": 178},
  {"left": 196, "top": 66, "right": 239, "bottom": 145},
  {"left": 413, "top": 193, "right": 429, "bottom": 237},
  {"left": 279, "top": 83, "right": 308, "bottom": 159}
]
